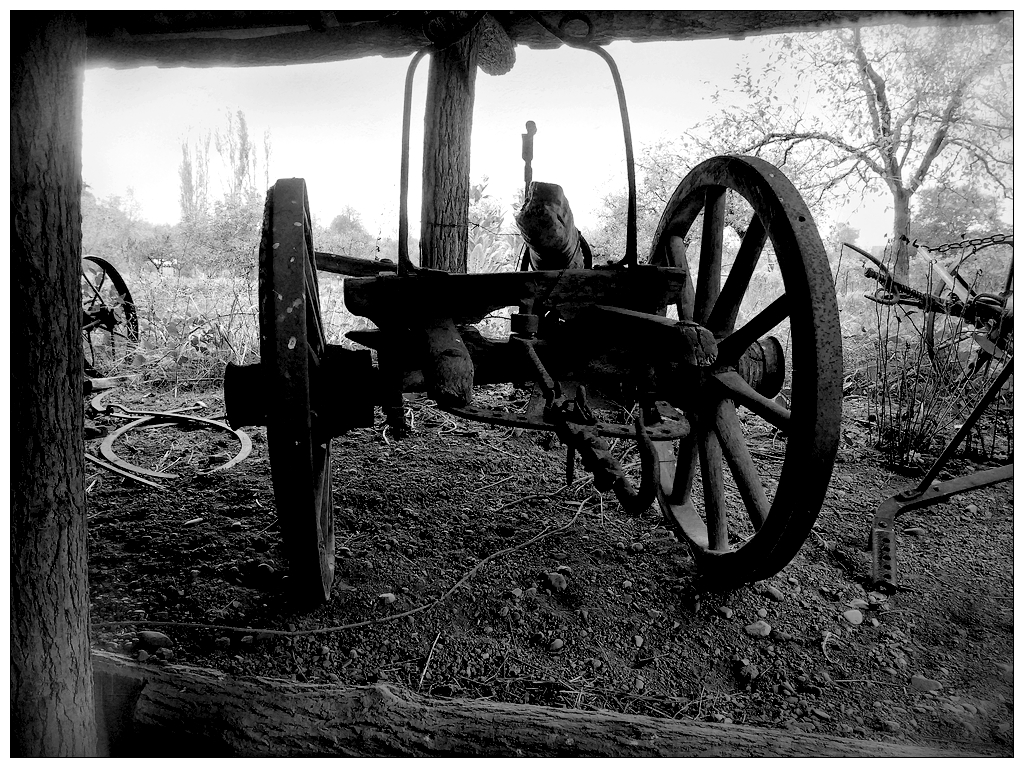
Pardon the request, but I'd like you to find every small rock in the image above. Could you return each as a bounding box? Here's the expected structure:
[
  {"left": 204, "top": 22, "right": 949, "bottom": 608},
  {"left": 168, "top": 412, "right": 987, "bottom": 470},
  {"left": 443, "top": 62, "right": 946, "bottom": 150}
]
[
  {"left": 622, "top": 580, "right": 633, "bottom": 590},
  {"left": 634, "top": 635, "right": 645, "bottom": 648},
  {"left": 843, "top": 609, "right": 864, "bottom": 626},
  {"left": 883, "top": 720, "right": 902, "bottom": 733},
  {"left": 765, "top": 586, "right": 784, "bottom": 602},
  {"left": 525, "top": 587, "right": 538, "bottom": 598},
  {"left": 646, "top": 608, "right": 662, "bottom": 619},
  {"left": 229, "top": 520, "right": 243, "bottom": 531},
  {"left": 634, "top": 677, "right": 645, "bottom": 691},
  {"left": 499, "top": 606, "right": 510, "bottom": 618},
  {"left": 811, "top": 708, "right": 830, "bottom": 720},
  {"left": 183, "top": 517, "right": 204, "bottom": 527},
  {"left": 510, "top": 587, "right": 523, "bottom": 599},
  {"left": 258, "top": 562, "right": 275, "bottom": 577},
  {"left": 544, "top": 572, "right": 568, "bottom": 593},
  {"left": 155, "top": 647, "right": 174, "bottom": 661},
  {"left": 136, "top": 650, "right": 150, "bottom": 662},
  {"left": 870, "top": 618, "right": 880, "bottom": 628},
  {"left": 214, "top": 636, "right": 231, "bottom": 650},
  {"left": 379, "top": 592, "right": 397, "bottom": 604},
  {"left": 903, "top": 527, "right": 927, "bottom": 537},
  {"left": 910, "top": 674, "right": 943, "bottom": 692},
  {"left": 240, "top": 635, "right": 254, "bottom": 645},
  {"left": 757, "top": 608, "right": 768, "bottom": 618},
  {"left": 964, "top": 503, "right": 979, "bottom": 515},
  {"left": 630, "top": 542, "right": 645, "bottom": 553},
  {"left": 548, "top": 638, "right": 564, "bottom": 653},
  {"left": 744, "top": 620, "right": 772, "bottom": 637},
  {"left": 137, "top": 630, "right": 173, "bottom": 651},
  {"left": 847, "top": 598, "right": 869, "bottom": 610},
  {"left": 717, "top": 606, "right": 734, "bottom": 619}
]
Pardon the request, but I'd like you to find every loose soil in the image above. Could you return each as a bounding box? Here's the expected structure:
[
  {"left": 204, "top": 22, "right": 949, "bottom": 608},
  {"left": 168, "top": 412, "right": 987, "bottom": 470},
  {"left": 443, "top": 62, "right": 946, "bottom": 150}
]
[{"left": 86, "top": 383, "right": 1013, "bottom": 756}]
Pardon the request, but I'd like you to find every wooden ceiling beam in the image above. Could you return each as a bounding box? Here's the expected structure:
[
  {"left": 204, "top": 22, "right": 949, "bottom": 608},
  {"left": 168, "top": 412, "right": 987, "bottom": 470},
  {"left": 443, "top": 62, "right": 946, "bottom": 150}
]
[{"left": 83, "top": 10, "right": 1004, "bottom": 70}]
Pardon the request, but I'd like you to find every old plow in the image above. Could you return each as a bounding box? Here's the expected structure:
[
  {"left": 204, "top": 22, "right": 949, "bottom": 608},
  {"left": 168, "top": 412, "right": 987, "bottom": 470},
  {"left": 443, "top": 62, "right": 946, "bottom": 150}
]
[{"left": 844, "top": 237, "right": 1013, "bottom": 590}]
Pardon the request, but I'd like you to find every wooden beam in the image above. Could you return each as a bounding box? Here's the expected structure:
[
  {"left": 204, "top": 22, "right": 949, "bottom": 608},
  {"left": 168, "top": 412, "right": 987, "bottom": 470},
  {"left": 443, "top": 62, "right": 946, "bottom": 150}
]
[
  {"left": 82, "top": 11, "right": 1005, "bottom": 70},
  {"left": 93, "top": 651, "right": 969, "bottom": 757},
  {"left": 342, "top": 267, "right": 689, "bottom": 327}
]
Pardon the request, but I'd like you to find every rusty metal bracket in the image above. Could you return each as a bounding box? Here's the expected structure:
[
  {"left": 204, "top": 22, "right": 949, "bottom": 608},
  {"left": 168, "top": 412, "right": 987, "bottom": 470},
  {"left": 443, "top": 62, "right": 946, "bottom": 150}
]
[
  {"left": 556, "top": 411, "right": 658, "bottom": 515},
  {"left": 869, "top": 463, "right": 1012, "bottom": 591}
]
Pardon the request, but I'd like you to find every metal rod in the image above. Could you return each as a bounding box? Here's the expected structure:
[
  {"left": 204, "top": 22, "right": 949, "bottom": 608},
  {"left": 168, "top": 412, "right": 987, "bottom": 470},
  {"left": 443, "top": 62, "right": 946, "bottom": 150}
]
[
  {"left": 399, "top": 49, "right": 429, "bottom": 276},
  {"left": 522, "top": 120, "right": 536, "bottom": 196},
  {"left": 912, "top": 355, "right": 1013, "bottom": 494}
]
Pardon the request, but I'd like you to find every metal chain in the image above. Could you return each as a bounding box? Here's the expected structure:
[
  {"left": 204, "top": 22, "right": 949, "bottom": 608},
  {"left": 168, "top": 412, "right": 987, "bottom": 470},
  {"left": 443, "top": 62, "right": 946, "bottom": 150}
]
[{"left": 902, "top": 232, "right": 1014, "bottom": 254}]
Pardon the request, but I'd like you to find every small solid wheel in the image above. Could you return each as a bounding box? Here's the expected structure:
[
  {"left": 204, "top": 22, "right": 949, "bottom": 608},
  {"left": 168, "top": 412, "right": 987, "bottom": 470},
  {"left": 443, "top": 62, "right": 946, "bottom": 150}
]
[
  {"left": 648, "top": 155, "right": 842, "bottom": 586},
  {"left": 81, "top": 255, "right": 138, "bottom": 375},
  {"left": 259, "top": 178, "right": 335, "bottom": 603}
]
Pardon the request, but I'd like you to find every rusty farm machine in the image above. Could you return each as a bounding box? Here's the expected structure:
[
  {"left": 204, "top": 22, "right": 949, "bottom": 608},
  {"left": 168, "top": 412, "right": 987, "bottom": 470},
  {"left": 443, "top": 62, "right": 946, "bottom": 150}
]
[
  {"left": 223, "top": 15, "right": 843, "bottom": 603},
  {"left": 844, "top": 236, "right": 1013, "bottom": 590}
]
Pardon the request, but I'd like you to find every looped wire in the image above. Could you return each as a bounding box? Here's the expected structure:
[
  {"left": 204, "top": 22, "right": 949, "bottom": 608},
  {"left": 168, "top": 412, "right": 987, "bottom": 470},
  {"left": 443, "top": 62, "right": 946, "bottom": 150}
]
[{"left": 530, "top": 12, "right": 638, "bottom": 267}]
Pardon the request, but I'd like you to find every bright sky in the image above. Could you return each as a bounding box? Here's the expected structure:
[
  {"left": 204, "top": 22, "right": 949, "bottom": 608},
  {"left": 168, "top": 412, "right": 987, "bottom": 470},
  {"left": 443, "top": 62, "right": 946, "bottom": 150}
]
[{"left": 82, "top": 37, "right": 895, "bottom": 248}]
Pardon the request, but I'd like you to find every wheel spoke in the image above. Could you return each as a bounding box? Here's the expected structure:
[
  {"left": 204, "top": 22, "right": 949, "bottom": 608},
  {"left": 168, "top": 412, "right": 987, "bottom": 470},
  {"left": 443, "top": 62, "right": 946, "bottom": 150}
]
[
  {"left": 695, "top": 187, "right": 726, "bottom": 323},
  {"left": 667, "top": 235, "right": 695, "bottom": 322},
  {"left": 716, "top": 294, "right": 789, "bottom": 363},
  {"left": 706, "top": 215, "right": 767, "bottom": 336},
  {"left": 699, "top": 427, "right": 729, "bottom": 551},
  {"left": 714, "top": 398, "right": 770, "bottom": 530},
  {"left": 713, "top": 370, "right": 791, "bottom": 432},
  {"left": 82, "top": 273, "right": 103, "bottom": 310}
]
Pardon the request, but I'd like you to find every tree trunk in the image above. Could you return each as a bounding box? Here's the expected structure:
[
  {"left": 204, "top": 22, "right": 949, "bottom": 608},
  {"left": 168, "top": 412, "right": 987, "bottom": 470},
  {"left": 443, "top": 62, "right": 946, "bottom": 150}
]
[
  {"left": 11, "top": 12, "right": 97, "bottom": 757},
  {"left": 891, "top": 187, "right": 913, "bottom": 284},
  {"left": 420, "top": 20, "right": 479, "bottom": 273},
  {"left": 92, "top": 651, "right": 964, "bottom": 757}
]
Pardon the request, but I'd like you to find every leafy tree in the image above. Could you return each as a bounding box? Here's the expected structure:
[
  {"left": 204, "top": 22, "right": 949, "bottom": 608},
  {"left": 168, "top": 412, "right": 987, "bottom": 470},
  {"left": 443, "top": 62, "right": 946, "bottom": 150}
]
[
  {"left": 589, "top": 139, "right": 701, "bottom": 263},
  {"left": 910, "top": 183, "right": 1009, "bottom": 248},
  {"left": 81, "top": 186, "right": 173, "bottom": 273},
  {"left": 175, "top": 110, "right": 271, "bottom": 277},
  {"left": 467, "top": 179, "right": 519, "bottom": 273},
  {"left": 701, "top": 19, "right": 1012, "bottom": 282},
  {"left": 178, "top": 132, "right": 211, "bottom": 227}
]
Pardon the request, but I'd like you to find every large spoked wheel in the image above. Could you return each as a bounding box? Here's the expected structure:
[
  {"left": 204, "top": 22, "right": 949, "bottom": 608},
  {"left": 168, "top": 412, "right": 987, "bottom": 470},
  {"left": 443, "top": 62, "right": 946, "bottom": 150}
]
[
  {"left": 648, "top": 155, "right": 842, "bottom": 586},
  {"left": 259, "top": 178, "right": 335, "bottom": 603},
  {"left": 81, "top": 255, "right": 139, "bottom": 375}
]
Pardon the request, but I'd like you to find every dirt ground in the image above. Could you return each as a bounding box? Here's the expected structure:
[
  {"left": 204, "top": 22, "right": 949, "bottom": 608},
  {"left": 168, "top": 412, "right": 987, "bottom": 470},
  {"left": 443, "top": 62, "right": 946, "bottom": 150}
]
[{"left": 85, "top": 382, "right": 1013, "bottom": 756}]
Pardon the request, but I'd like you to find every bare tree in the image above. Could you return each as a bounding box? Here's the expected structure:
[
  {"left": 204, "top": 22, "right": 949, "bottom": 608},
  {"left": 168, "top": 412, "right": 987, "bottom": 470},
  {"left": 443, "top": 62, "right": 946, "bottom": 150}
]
[{"left": 700, "top": 20, "right": 1012, "bottom": 281}]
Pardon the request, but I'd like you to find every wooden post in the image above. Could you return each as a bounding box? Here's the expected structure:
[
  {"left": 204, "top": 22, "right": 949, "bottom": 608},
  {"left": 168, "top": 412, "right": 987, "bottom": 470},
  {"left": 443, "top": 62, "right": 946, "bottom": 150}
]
[
  {"left": 420, "top": 21, "right": 480, "bottom": 273},
  {"left": 11, "top": 12, "right": 97, "bottom": 756}
]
